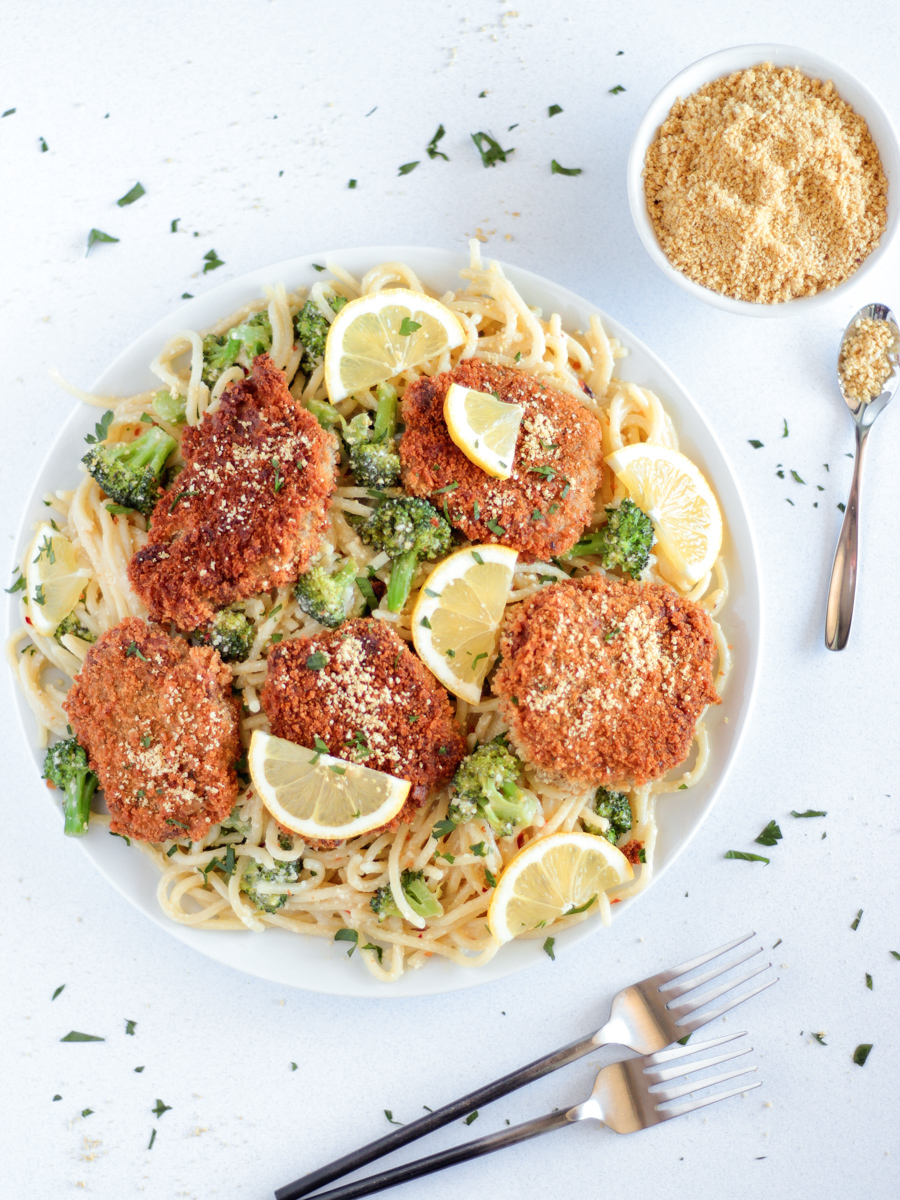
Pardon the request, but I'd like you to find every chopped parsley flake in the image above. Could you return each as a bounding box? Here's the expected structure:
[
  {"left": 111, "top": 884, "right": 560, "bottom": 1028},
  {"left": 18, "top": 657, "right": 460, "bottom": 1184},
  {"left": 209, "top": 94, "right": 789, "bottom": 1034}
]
[
  {"left": 548, "top": 104, "right": 563, "bottom": 117},
  {"left": 471, "top": 130, "right": 514, "bottom": 167},
  {"left": 748, "top": 439, "right": 764, "bottom": 449},
  {"left": 609, "top": 85, "right": 626, "bottom": 94},
  {"left": 125, "top": 641, "right": 148, "bottom": 661},
  {"left": 551, "top": 159, "right": 582, "bottom": 176},
  {"left": 426, "top": 124, "right": 449, "bottom": 160},
  {"left": 51, "top": 984, "right": 65, "bottom": 1001},
  {"left": 306, "top": 652, "right": 328, "bottom": 671},
  {"left": 399, "top": 317, "right": 421, "bottom": 336},
  {"left": 398, "top": 161, "right": 419, "bottom": 176},
  {"left": 851, "top": 909, "right": 863, "bottom": 931},
  {"left": 86, "top": 228, "right": 119, "bottom": 254},
  {"left": 117, "top": 182, "right": 146, "bottom": 207},
  {"left": 61, "top": 1031, "right": 104, "bottom": 1042},
  {"left": 754, "top": 820, "right": 783, "bottom": 847},
  {"left": 334, "top": 928, "right": 358, "bottom": 956},
  {"left": 203, "top": 249, "right": 225, "bottom": 273},
  {"left": 853, "top": 1044, "right": 873, "bottom": 1066},
  {"left": 543, "top": 936, "right": 556, "bottom": 960},
  {"left": 724, "top": 850, "right": 769, "bottom": 864}
]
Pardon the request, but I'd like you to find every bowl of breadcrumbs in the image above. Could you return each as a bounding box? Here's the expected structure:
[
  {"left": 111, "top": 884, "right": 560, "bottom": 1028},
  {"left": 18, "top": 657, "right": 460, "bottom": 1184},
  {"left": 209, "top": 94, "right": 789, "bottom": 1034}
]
[{"left": 627, "top": 45, "right": 900, "bottom": 315}]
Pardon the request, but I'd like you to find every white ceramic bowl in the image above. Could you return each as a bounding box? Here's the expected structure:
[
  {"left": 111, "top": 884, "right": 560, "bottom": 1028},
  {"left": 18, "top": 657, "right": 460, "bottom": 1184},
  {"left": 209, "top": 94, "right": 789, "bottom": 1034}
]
[
  {"left": 627, "top": 44, "right": 900, "bottom": 317},
  {"left": 7, "top": 247, "right": 761, "bottom": 997}
]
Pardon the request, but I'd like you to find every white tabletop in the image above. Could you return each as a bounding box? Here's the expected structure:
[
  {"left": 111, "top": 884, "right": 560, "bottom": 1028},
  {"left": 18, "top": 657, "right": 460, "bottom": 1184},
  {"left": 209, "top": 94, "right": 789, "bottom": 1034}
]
[{"left": 3, "top": 2, "right": 899, "bottom": 1197}]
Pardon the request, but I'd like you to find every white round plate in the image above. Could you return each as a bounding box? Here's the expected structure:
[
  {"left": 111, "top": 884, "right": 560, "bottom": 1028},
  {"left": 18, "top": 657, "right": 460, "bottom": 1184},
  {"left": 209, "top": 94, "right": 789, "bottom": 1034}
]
[{"left": 8, "top": 247, "right": 761, "bottom": 997}]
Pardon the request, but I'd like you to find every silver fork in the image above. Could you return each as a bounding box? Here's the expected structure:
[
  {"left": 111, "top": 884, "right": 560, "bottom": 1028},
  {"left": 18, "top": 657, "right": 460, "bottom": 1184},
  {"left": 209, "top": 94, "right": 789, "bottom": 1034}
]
[
  {"left": 275, "top": 932, "right": 776, "bottom": 1200},
  {"left": 276, "top": 1034, "right": 760, "bottom": 1200}
]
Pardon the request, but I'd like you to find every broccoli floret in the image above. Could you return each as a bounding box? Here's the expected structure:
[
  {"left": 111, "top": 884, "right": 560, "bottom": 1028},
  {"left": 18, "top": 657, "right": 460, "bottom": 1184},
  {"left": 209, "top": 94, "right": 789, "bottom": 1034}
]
[
  {"left": 82, "top": 426, "right": 177, "bottom": 516},
  {"left": 449, "top": 737, "right": 537, "bottom": 838},
  {"left": 240, "top": 859, "right": 301, "bottom": 913},
  {"left": 370, "top": 869, "right": 443, "bottom": 922},
  {"left": 566, "top": 500, "right": 654, "bottom": 578},
  {"left": 217, "top": 805, "right": 251, "bottom": 839},
  {"left": 350, "top": 441, "right": 402, "bottom": 489},
  {"left": 294, "top": 294, "right": 347, "bottom": 375},
  {"left": 202, "top": 311, "right": 273, "bottom": 387},
  {"left": 43, "top": 737, "right": 98, "bottom": 838},
  {"left": 358, "top": 496, "right": 452, "bottom": 611},
  {"left": 55, "top": 611, "right": 96, "bottom": 645},
  {"left": 294, "top": 556, "right": 358, "bottom": 629},
  {"left": 152, "top": 389, "right": 187, "bottom": 425},
  {"left": 592, "top": 787, "right": 632, "bottom": 844},
  {"left": 191, "top": 608, "right": 254, "bottom": 661},
  {"left": 345, "top": 384, "right": 401, "bottom": 488}
]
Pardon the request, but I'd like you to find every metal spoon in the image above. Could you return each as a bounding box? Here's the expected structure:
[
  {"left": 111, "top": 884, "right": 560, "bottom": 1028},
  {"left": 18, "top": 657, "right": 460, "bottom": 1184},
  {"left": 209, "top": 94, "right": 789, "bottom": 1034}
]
[{"left": 825, "top": 303, "right": 900, "bottom": 651}]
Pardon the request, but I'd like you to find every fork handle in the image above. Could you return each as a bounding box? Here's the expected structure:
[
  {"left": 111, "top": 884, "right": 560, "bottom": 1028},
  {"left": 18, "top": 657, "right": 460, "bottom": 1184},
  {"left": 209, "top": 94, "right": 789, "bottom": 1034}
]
[
  {"left": 283, "top": 1110, "right": 574, "bottom": 1200},
  {"left": 274, "top": 1034, "right": 596, "bottom": 1200}
]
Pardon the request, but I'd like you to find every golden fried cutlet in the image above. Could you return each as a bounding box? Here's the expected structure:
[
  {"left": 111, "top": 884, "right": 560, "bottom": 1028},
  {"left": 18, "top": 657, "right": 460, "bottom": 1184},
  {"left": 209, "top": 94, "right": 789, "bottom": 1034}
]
[
  {"left": 399, "top": 361, "right": 604, "bottom": 560},
  {"left": 129, "top": 356, "right": 338, "bottom": 631},
  {"left": 261, "top": 618, "right": 467, "bottom": 823},
  {"left": 492, "top": 575, "right": 720, "bottom": 787},
  {"left": 63, "top": 618, "right": 241, "bottom": 842}
]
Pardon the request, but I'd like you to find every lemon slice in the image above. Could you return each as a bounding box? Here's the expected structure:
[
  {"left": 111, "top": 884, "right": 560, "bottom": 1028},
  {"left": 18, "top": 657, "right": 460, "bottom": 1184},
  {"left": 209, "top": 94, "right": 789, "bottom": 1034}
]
[
  {"left": 323, "top": 288, "right": 466, "bottom": 403},
  {"left": 411, "top": 544, "right": 517, "bottom": 704},
  {"left": 488, "top": 831, "right": 633, "bottom": 945},
  {"left": 605, "top": 443, "right": 723, "bottom": 586},
  {"left": 247, "top": 730, "right": 410, "bottom": 840},
  {"left": 24, "top": 523, "right": 90, "bottom": 637},
  {"left": 443, "top": 383, "right": 524, "bottom": 479}
]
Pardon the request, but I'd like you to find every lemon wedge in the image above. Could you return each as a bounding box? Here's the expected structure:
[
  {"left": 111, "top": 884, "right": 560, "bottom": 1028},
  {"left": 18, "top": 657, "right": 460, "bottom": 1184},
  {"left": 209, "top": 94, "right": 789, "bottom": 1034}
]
[
  {"left": 24, "top": 523, "right": 90, "bottom": 637},
  {"left": 247, "top": 730, "right": 410, "bottom": 840},
  {"left": 323, "top": 288, "right": 466, "bottom": 403},
  {"left": 605, "top": 443, "right": 723, "bottom": 586},
  {"left": 443, "top": 383, "right": 524, "bottom": 479},
  {"left": 411, "top": 544, "right": 517, "bottom": 704},
  {"left": 488, "top": 831, "right": 633, "bottom": 945}
]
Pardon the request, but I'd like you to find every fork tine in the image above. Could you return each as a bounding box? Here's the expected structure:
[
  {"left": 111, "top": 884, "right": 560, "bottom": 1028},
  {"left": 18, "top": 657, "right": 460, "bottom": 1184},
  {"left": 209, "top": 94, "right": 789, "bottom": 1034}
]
[
  {"left": 646, "top": 932, "right": 756, "bottom": 987},
  {"left": 646, "top": 1045, "right": 751, "bottom": 1083},
  {"left": 666, "top": 962, "right": 772, "bottom": 1015},
  {"left": 677, "top": 976, "right": 778, "bottom": 1034},
  {"left": 659, "top": 945, "right": 763, "bottom": 999},
  {"left": 653, "top": 1066, "right": 757, "bottom": 1103},
  {"left": 644, "top": 1031, "right": 745, "bottom": 1064},
  {"left": 657, "top": 1077, "right": 761, "bottom": 1121}
]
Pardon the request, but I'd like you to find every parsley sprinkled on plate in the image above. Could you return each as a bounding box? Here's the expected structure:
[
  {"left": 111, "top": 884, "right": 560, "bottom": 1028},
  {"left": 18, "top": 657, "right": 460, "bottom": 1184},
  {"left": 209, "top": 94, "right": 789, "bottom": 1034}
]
[
  {"left": 398, "top": 161, "right": 419, "bottom": 176},
  {"left": 724, "top": 850, "right": 770, "bottom": 864},
  {"left": 117, "top": 182, "right": 146, "bottom": 207},
  {"left": 426, "top": 124, "right": 449, "bottom": 160},
  {"left": 543, "top": 936, "right": 556, "bottom": 960},
  {"left": 471, "top": 131, "right": 513, "bottom": 167},
  {"left": 548, "top": 104, "right": 563, "bottom": 117},
  {"left": 203, "top": 248, "right": 224, "bottom": 273},
  {"left": 755, "top": 820, "right": 782, "bottom": 847},
  {"left": 86, "top": 229, "right": 119, "bottom": 255},
  {"left": 551, "top": 160, "right": 582, "bottom": 176}
]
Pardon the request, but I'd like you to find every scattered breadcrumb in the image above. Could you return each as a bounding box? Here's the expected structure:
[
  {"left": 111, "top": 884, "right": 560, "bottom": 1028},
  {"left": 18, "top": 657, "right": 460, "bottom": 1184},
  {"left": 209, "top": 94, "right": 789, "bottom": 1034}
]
[
  {"left": 839, "top": 317, "right": 896, "bottom": 402},
  {"left": 644, "top": 63, "right": 887, "bottom": 303}
]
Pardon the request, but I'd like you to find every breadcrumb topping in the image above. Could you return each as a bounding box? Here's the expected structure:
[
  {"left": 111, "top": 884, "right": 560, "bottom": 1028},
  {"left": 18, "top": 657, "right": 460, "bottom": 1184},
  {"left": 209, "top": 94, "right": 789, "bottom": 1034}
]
[
  {"left": 839, "top": 317, "right": 896, "bottom": 403},
  {"left": 644, "top": 63, "right": 887, "bottom": 303}
]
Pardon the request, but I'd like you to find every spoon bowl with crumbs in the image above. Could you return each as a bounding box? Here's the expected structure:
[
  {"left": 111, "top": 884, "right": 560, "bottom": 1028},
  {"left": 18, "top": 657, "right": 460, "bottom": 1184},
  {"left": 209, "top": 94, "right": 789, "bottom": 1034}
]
[{"left": 825, "top": 303, "right": 900, "bottom": 651}]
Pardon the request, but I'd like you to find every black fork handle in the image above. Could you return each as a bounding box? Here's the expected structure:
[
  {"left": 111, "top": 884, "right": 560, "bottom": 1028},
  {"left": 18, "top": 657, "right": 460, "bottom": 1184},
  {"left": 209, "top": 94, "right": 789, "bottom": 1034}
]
[
  {"left": 277, "top": 1111, "right": 572, "bottom": 1200},
  {"left": 273, "top": 1034, "right": 594, "bottom": 1200}
]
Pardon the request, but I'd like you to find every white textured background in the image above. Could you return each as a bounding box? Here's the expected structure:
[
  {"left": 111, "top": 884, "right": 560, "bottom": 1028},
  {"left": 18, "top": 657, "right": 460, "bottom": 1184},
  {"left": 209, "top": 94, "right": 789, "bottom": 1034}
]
[{"left": 2, "top": 2, "right": 899, "bottom": 1197}]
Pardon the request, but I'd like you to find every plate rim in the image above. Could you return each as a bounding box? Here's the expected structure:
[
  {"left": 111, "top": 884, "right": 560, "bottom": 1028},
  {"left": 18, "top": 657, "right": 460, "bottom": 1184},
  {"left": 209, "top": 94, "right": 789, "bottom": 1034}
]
[{"left": 6, "top": 244, "right": 763, "bottom": 998}]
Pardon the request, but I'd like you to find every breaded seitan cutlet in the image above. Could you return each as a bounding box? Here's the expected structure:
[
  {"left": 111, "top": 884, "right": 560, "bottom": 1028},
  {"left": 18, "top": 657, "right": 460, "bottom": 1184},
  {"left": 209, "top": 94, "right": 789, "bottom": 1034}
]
[
  {"left": 261, "top": 618, "right": 467, "bottom": 824},
  {"left": 129, "top": 355, "right": 338, "bottom": 631},
  {"left": 63, "top": 618, "right": 241, "bottom": 842},
  {"left": 492, "top": 575, "right": 720, "bottom": 787},
  {"left": 399, "top": 361, "right": 604, "bottom": 560}
]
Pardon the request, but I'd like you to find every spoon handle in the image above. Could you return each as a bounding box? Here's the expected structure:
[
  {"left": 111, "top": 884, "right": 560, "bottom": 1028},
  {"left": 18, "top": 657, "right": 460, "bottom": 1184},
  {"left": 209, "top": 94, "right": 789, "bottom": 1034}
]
[{"left": 825, "top": 423, "right": 869, "bottom": 651}]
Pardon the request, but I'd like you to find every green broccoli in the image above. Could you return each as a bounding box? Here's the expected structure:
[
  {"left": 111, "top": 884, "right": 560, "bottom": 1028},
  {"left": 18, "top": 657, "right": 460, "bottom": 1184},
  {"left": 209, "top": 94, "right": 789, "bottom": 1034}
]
[
  {"left": 43, "top": 737, "right": 98, "bottom": 837},
  {"left": 306, "top": 397, "right": 344, "bottom": 433},
  {"left": 202, "top": 311, "right": 273, "bottom": 387},
  {"left": 55, "top": 612, "right": 96, "bottom": 645},
  {"left": 240, "top": 859, "right": 301, "bottom": 913},
  {"left": 82, "top": 425, "right": 177, "bottom": 516},
  {"left": 345, "top": 383, "right": 401, "bottom": 488},
  {"left": 151, "top": 389, "right": 187, "bottom": 425},
  {"left": 357, "top": 496, "right": 452, "bottom": 611},
  {"left": 449, "top": 736, "right": 537, "bottom": 838},
  {"left": 217, "top": 805, "right": 251, "bottom": 839},
  {"left": 370, "top": 869, "right": 443, "bottom": 922},
  {"left": 191, "top": 609, "right": 254, "bottom": 661},
  {"left": 294, "top": 556, "right": 358, "bottom": 628},
  {"left": 566, "top": 500, "right": 655, "bottom": 578},
  {"left": 591, "top": 787, "right": 632, "bottom": 844},
  {"left": 294, "top": 294, "right": 347, "bottom": 375}
]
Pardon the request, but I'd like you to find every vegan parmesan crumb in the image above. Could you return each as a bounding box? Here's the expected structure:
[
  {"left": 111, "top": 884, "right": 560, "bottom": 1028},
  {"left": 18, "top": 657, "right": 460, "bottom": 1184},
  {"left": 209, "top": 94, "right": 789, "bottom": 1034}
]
[
  {"left": 839, "top": 317, "right": 896, "bottom": 402},
  {"left": 643, "top": 63, "right": 888, "bottom": 304}
]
